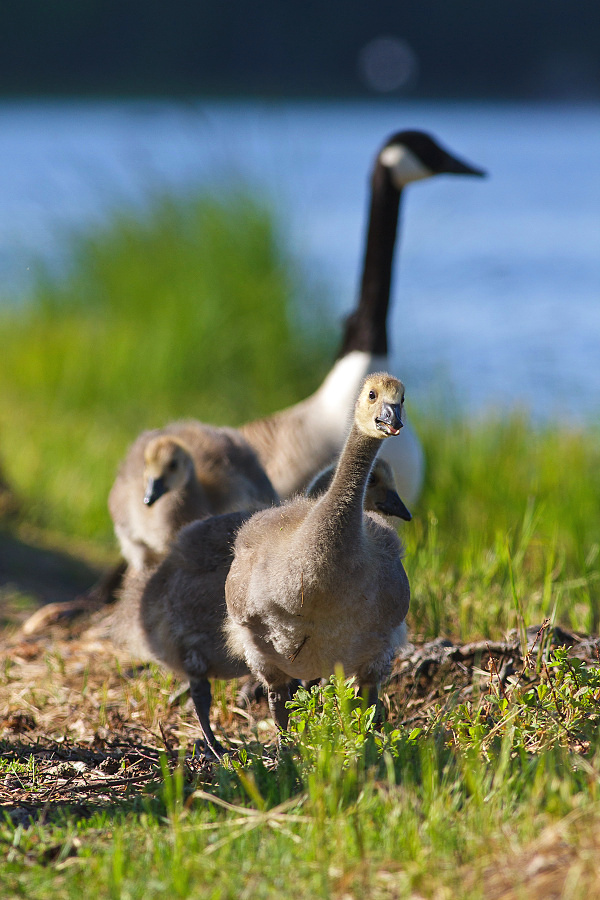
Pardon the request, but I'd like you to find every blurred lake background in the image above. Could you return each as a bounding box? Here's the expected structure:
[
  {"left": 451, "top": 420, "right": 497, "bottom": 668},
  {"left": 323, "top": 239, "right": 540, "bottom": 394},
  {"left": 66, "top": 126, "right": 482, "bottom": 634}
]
[
  {"left": 1, "top": 1, "right": 599, "bottom": 424},
  {"left": 0, "top": 99, "right": 598, "bottom": 421}
]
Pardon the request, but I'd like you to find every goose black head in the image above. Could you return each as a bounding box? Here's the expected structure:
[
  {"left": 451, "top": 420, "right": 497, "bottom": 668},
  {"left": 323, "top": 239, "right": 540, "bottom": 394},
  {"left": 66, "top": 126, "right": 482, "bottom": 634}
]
[
  {"left": 378, "top": 130, "right": 487, "bottom": 189},
  {"left": 143, "top": 437, "right": 195, "bottom": 506}
]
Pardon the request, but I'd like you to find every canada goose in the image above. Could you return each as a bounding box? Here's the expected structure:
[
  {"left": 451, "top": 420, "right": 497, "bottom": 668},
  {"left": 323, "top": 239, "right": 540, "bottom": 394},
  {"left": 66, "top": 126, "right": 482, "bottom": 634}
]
[
  {"left": 241, "top": 131, "right": 485, "bottom": 503},
  {"left": 109, "top": 511, "right": 251, "bottom": 757},
  {"left": 225, "top": 373, "right": 411, "bottom": 734},
  {"left": 306, "top": 456, "right": 411, "bottom": 521},
  {"left": 108, "top": 421, "right": 278, "bottom": 571}
]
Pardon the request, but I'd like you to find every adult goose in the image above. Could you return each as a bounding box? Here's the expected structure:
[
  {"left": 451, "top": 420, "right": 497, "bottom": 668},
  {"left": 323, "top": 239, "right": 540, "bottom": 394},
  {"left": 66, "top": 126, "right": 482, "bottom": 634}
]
[
  {"left": 241, "top": 130, "right": 485, "bottom": 503},
  {"left": 226, "top": 373, "right": 411, "bottom": 735}
]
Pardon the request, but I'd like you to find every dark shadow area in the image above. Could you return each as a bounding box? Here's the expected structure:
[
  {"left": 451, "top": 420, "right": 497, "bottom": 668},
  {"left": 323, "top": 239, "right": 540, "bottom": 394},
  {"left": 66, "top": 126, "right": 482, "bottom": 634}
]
[
  {"left": 0, "top": 736, "right": 218, "bottom": 830},
  {"left": 0, "top": 528, "right": 102, "bottom": 625}
]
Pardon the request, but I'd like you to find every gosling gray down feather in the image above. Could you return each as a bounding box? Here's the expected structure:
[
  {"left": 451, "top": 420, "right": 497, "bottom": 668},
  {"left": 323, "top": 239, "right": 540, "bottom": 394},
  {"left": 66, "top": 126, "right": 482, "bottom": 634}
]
[
  {"left": 306, "top": 456, "right": 411, "bottom": 521},
  {"left": 226, "top": 373, "right": 411, "bottom": 733},
  {"left": 107, "top": 428, "right": 411, "bottom": 755},
  {"left": 108, "top": 511, "right": 251, "bottom": 756},
  {"left": 108, "top": 420, "right": 278, "bottom": 572}
]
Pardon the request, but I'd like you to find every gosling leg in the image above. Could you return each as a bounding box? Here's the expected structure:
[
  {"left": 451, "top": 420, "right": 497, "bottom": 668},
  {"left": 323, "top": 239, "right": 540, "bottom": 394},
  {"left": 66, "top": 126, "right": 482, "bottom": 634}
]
[
  {"left": 237, "top": 678, "right": 302, "bottom": 708},
  {"left": 360, "top": 682, "right": 383, "bottom": 724},
  {"left": 267, "top": 683, "right": 292, "bottom": 732},
  {"left": 189, "top": 677, "right": 226, "bottom": 760}
]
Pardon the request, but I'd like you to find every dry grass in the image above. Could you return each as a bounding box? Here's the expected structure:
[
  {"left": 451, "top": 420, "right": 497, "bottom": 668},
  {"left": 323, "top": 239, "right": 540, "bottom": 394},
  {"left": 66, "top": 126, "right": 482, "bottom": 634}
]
[
  {"left": 1, "top": 605, "right": 598, "bottom": 822},
  {"left": 470, "top": 815, "right": 600, "bottom": 900},
  {"left": 0, "top": 615, "right": 279, "bottom": 825}
]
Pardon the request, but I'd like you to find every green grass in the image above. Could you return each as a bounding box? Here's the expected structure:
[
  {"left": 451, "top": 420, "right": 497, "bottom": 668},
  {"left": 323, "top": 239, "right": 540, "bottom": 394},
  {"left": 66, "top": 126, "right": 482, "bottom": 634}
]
[
  {"left": 0, "top": 189, "right": 333, "bottom": 541},
  {"left": 1, "top": 673, "right": 599, "bottom": 899},
  {"left": 1, "top": 188, "right": 600, "bottom": 898},
  {"left": 407, "top": 412, "right": 600, "bottom": 639}
]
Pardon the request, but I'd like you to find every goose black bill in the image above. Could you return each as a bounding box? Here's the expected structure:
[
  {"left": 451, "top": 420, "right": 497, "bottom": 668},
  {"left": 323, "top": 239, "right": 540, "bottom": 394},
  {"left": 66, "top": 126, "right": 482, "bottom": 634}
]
[
  {"left": 144, "top": 476, "right": 166, "bottom": 506},
  {"left": 375, "top": 402, "right": 403, "bottom": 436}
]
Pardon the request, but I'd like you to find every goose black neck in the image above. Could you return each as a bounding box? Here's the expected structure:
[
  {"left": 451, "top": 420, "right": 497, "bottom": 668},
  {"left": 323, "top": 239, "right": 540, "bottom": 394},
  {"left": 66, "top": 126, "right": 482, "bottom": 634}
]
[{"left": 337, "top": 161, "right": 401, "bottom": 359}]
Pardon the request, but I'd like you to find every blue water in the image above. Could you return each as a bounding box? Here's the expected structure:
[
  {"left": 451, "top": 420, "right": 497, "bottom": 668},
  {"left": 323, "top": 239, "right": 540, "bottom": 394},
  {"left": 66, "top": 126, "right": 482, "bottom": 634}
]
[{"left": 0, "top": 100, "right": 598, "bottom": 421}]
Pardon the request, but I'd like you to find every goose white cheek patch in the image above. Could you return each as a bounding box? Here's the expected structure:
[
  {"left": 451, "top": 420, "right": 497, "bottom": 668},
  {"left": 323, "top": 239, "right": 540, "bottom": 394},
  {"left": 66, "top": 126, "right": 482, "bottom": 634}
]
[{"left": 379, "top": 144, "right": 431, "bottom": 188}]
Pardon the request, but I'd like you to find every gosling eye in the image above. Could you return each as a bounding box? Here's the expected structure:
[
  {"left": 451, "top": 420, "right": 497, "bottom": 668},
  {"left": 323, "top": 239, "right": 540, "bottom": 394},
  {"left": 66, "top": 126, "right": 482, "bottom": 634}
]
[
  {"left": 368, "top": 390, "right": 377, "bottom": 401},
  {"left": 168, "top": 459, "right": 178, "bottom": 472}
]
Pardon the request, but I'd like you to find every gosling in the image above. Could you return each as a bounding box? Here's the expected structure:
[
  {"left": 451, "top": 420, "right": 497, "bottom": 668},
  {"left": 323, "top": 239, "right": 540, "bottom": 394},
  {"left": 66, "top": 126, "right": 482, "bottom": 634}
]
[
  {"left": 225, "top": 373, "right": 410, "bottom": 733},
  {"left": 108, "top": 421, "right": 278, "bottom": 571},
  {"left": 109, "top": 510, "right": 251, "bottom": 757},
  {"left": 306, "top": 456, "right": 411, "bottom": 521}
]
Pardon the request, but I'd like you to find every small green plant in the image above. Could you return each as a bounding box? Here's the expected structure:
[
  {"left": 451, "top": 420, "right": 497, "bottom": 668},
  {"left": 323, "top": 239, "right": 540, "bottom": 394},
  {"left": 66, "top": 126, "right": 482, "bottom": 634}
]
[
  {"left": 286, "top": 670, "right": 422, "bottom": 806},
  {"left": 449, "top": 646, "right": 600, "bottom": 757}
]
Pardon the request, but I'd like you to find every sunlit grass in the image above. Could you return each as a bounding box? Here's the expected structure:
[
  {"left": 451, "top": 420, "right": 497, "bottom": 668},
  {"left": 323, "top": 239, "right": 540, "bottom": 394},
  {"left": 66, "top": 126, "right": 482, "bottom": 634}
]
[
  {"left": 1, "top": 673, "right": 600, "bottom": 899},
  {"left": 1, "top": 188, "right": 600, "bottom": 898},
  {"left": 405, "top": 410, "right": 600, "bottom": 639},
  {"left": 0, "top": 189, "right": 333, "bottom": 541}
]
